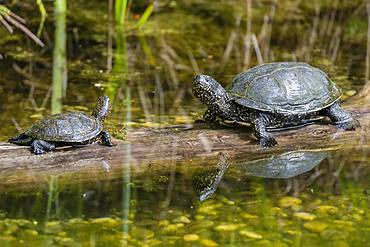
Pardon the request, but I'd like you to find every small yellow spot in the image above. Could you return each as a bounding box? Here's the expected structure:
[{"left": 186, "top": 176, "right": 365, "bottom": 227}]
[
  {"left": 24, "top": 229, "right": 38, "bottom": 236},
  {"left": 201, "top": 239, "right": 218, "bottom": 247},
  {"left": 183, "top": 234, "right": 199, "bottom": 242},
  {"left": 345, "top": 90, "right": 356, "bottom": 96},
  {"left": 293, "top": 212, "right": 317, "bottom": 221},
  {"left": 214, "top": 224, "right": 239, "bottom": 232},
  {"left": 239, "top": 230, "right": 263, "bottom": 239},
  {"left": 29, "top": 114, "right": 43, "bottom": 119},
  {"left": 332, "top": 220, "right": 353, "bottom": 227},
  {"left": 57, "top": 232, "right": 67, "bottom": 237},
  {"left": 303, "top": 221, "right": 328, "bottom": 233},
  {"left": 279, "top": 196, "right": 302, "bottom": 208},
  {"left": 174, "top": 216, "right": 191, "bottom": 224},
  {"left": 315, "top": 205, "right": 338, "bottom": 214},
  {"left": 241, "top": 213, "right": 258, "bottom": 219}
]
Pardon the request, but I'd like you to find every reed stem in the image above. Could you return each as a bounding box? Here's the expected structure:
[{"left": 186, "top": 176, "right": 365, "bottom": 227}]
[
  {"left": 366, "top": 3, "right": 370, "bottom": 83},
  {"left": 51, "top": 0, "right": 67, "bottom": 114}
]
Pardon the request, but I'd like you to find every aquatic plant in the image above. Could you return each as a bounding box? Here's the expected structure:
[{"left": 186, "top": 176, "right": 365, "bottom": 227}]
[
  {"left": 36, "top": 0, "right": 47, "bottom": 37},
  {"left": 137, "top": 3, "right": 154, "bottom": 29},
  {"left": 0, "top": 4, "right": 44, "bottom": 46},
  {"left": 115, "top": 0, "right": 128, "bottom": 25},
  {"left": 51, "top": 0, "right": 67, "bottom": 114},
  {"left": 114, "top": 0, "right": 154, "bottom": 28}
]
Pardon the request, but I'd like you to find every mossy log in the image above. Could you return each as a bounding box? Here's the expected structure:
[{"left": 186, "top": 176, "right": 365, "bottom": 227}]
[{"left": 0, "top": 83, "right": 369, "bottom": 191}]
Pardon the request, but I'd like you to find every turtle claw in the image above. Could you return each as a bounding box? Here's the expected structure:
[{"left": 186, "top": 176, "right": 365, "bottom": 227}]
[
  {"left": 101, "top": 130, "right": 114, "bottom": 147},
  {"left": 259, "top": 136, "right": 277, "bottom": 148},
  {"left": 31, "top": 140, "right": 55, "bottom": 155},
  {"left": 335, "top": 119, "right": 360, "bottom": 131},
  {"left": 32, "top": 147, "right": 45, "bottom": 155},
  {"left": 326, "top": 102, "right": 360, "bottom": 131},
  {"left": 104, "top": 142, "right": 114, "bottom": 147}
]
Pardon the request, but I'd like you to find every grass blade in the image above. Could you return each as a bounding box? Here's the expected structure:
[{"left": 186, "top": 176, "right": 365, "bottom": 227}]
[{"left": 137, "top": 3, "right": 153, "bottom": 29}]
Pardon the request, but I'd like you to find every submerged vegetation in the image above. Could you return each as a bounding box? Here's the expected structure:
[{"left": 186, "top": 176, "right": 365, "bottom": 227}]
[
  {"left": 0, "top": 192, "right": 368, "bottom": 246},
  {"left": 0, "top": 149, "right": 369, "bottom": 246}
]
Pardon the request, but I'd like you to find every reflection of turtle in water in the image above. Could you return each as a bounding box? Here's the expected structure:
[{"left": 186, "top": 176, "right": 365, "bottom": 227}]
[
  {"left": 244, "top": 151, "right": 327, "bottom": 179},
  {"left": 192, "top": 153, "right": 230, "bottom": 201},
  {"left": 192, "top": 151, "right": 326, "bottom": 200},
  {"left": 9, "top": 96, "right": 113, "bottom": 155},
  {"left": 193, "top": 62, "right": 360, "bottom": 147}
]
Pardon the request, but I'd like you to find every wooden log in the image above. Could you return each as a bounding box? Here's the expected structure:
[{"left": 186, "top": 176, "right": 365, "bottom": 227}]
[{"left": 0, "top": 84, "right": 369, "bottom": 192}]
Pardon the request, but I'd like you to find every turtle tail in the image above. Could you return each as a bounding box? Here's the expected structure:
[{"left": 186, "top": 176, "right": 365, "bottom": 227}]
[{"left": 9, "top": 133, "right": 33, "bottom": 146}]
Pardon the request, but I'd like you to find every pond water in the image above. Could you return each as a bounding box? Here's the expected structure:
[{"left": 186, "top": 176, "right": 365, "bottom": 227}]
[{"left": 0, "top": 0, "right": 369, "bottom": 246}]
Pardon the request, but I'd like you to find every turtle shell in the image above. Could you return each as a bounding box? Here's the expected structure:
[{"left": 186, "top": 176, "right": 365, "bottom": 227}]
[
  {"left": 25, "top": 112, "right": 102, "bottom": 142},
  {"left": 227, "top": 62, "right": 342, "bottom": 114},
  {"left": 244, "top": 151, "right": 327, "bottom": 179}
]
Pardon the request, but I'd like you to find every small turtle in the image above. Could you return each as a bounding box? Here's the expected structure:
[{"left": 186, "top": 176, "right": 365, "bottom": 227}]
[
  {"left": 9, "top": 96, "right": 113, "bottom": 154},
  {"left": 193, "top": 62, "right": 360, "bottom": 147}
]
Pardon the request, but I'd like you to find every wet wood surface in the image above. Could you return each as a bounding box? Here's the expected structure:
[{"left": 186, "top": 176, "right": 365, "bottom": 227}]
[{"left": 0, "top": 84, "right": 369, "bottom": 191}]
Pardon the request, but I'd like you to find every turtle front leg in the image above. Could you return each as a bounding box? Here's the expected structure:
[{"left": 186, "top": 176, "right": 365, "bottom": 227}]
[
  {"left": 250, "top": 112, "right": 277, "bottom": 147},
  {"left": 203, "top": 109, "right": 221, "bottom": 128},
  {"left": 31, "top": 140, "right": 56, "bottom": 155},
  {"left": 100, "top": 130, "right": 113, "bottom": 147},
  {"left": 324, "top": 102, "right": 360, "bottom": 130}
]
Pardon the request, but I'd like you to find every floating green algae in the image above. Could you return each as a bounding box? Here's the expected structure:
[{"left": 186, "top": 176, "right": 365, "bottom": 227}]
[{"left": 0, "top": 150, "right": 369, "bottom": 246}]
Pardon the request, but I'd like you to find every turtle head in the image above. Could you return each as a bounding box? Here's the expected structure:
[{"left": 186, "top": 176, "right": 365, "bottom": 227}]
[
  {"left": 193, "top": 75, "right": 229, "bottom": 106},
  {"left": 92, "top": 96, "right": 111, "bottom": 122}
]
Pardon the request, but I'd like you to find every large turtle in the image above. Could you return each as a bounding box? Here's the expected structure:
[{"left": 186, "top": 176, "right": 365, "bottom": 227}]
[
  {"left": 243, "top": 151, "right": 327, "bottom": 179},
  {"left": 9, "top": 96, "right": 113, "bottom": 154},
  {"left": 193, "top": 62, "right": 360, "bottom": 147}
]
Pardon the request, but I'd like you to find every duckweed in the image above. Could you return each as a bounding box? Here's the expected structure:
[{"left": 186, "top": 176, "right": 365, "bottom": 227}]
[
  {"left": 315, "top": 205, "right": 339, "bottom": 214},
  {"left": 303, "top": 221, "right": 329, "bottom": 233},
  {"left": 183, "top": 234, "right": 200, "bottom": 242},
  {"left": 90, "top": 217, "right": 119, "bottom": 227},
  {"left": 239, "top": 230, "right": 263, "bottom": 239},
  {"left": 162, "top": 223, "right": 184, "bottom": 234},
  {"left": 241, "top": 213, "right": 258, "bottom": 219},
  {"left": 279, "top": 197, "right": 302, "bottom": 208},
  {"left": 174, "top": 216, "right": 191, "bottom": 224},
  {"left": 214, "top": 224, "right": 240, "bottom": 232},
  {"left": 293, "top": 212, "right": 317, "bottom": 221},
  {"left": 131, "top": 227, "right": 155, "bottom": 239},
  {"left": 321, "top": 228, "right": 349, "bottom": 240},
  {"left": 201, "top": 239, "right": 218, "bottom": 246},
  {"left": 23, "top": 229, "right": 38, "bottom": 237}
]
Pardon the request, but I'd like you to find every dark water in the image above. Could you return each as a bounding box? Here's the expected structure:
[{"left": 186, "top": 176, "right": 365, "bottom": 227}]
[
  {"left": 0, "top": 150, "right": 369, "bottom": 246},
  {"left": 0, "top": 0, "right": 369, "bottom": 246}
]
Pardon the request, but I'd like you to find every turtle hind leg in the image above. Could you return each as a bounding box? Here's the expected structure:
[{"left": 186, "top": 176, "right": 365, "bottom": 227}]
[
  {"left": 100, "top": 130, "right": 113, "bottom": 147},
  {"left": 31, "top": 140, "right": 56, "bottom": 155},
  {"left": 324, "top": 102, "right": 360, "bottom": 130},
  {"left": 251, "top": 112, "right": 277, "bottom": 147},
  {"left": 9, "top": 133, "right": 33, "bottom": 145}
]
